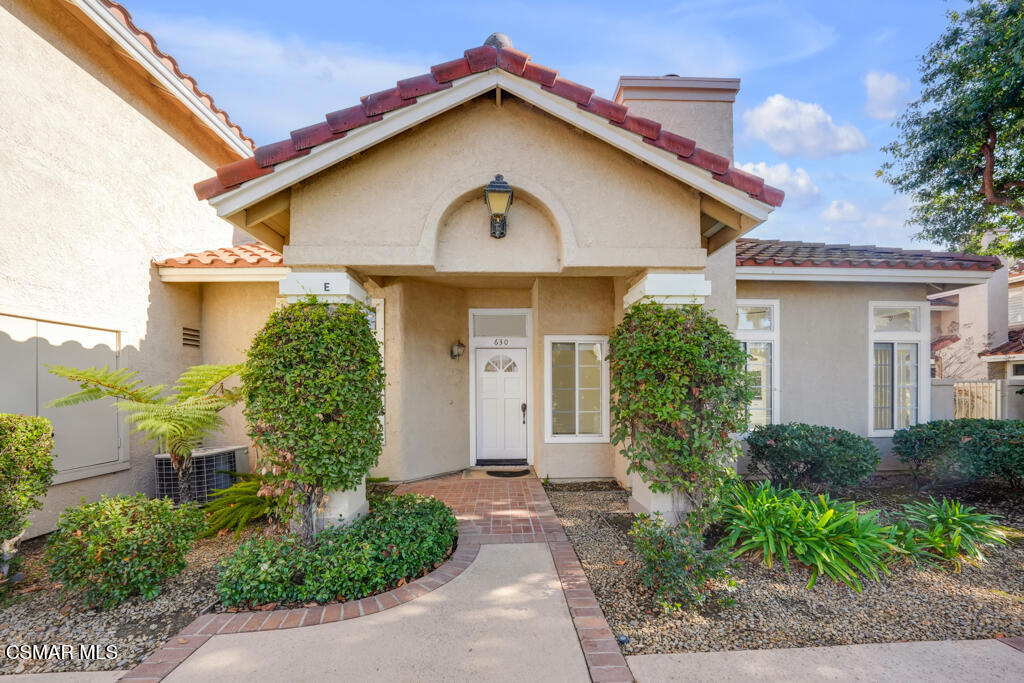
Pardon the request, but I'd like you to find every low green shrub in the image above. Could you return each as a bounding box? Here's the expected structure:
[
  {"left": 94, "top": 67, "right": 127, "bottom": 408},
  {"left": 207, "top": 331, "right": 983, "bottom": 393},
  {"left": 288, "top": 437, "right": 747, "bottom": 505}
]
[
  {"left": 745, "top": 423, "right": 880, "bottom": 490},
  {"left": 895, "top": 497, "right": 1007, "bottom": 568},
  {"left": 217, "top": 494, "right": 457, "bottom": 607},
  {"left": 956, "top": 420, "right": 1024, "bottom": 489},
  {"left": 1, "top": 414, "right": 56, "bottom": 584},
  {"left": 201, "top": 474, "right": 285, "bottom": 539},
  {"left": 721, "top": 481, "right": 896, "bottom": 591},
  {"left": 629, "top": 513, "right": 735, "bottom": 612},
  {"left": 47, "top": 494, "right": 205, "bottom": 608},
  {"left": 891, "top": 420, "right": 959, "bottom": 489}
]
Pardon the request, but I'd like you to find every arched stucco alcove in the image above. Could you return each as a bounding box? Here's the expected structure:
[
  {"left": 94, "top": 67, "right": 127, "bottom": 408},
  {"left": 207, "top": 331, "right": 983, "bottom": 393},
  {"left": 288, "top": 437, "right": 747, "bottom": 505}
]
[{"left": 434, "top": 186, "right": 563, "bottom": 273}]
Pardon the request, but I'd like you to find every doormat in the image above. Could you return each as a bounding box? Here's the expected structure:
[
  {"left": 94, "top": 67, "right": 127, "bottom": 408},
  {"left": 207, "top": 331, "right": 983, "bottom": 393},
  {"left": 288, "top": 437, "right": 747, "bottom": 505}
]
[{"left": 486, "top": 469, "right": 532, "bottom": 478}]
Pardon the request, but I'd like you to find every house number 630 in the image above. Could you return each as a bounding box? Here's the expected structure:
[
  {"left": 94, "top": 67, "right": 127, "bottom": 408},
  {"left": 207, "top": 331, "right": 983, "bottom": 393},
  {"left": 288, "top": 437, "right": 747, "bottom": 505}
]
[{"left": 493, "top": 338, "right": 510, "bottom": 346}]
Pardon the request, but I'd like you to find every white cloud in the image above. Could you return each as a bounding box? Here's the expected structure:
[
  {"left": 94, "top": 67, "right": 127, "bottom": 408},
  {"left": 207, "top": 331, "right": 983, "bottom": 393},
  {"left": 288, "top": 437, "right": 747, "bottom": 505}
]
[
  {"left": 138, "top": 18, "right": 435, "bottom": 144},
  {"left": 737, "top": 162, "right": 819, "bottom": 205},
  {"left": 862, "top": 71, "right": 910, "bottom": 120},
  {"left": 820, "top": 199, "right": 862, "bottom": 222},
  {"left": 743, "top": 95, "right": 869, "bottom": 158}
]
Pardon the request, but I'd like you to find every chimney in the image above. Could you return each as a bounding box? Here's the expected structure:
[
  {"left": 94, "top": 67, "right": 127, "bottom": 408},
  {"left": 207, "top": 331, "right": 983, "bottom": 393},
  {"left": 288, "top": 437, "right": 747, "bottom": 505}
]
[{"left": 613, "top": 76, "right": 740, "bottom": 160}]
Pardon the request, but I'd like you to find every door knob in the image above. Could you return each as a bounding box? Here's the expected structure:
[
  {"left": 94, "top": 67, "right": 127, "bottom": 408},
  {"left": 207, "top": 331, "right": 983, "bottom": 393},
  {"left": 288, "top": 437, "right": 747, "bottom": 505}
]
[{"left": 521, "top": 402, "right": 527, "bottom": 424}]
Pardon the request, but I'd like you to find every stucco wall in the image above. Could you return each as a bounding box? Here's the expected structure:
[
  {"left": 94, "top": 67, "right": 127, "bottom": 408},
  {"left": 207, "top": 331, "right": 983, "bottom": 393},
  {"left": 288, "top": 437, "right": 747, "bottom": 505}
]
[
  {"left": 199, "top": 282, "right": 279, "bottom": 468},
  {"left": 286, "top": 97, "right": 706, "bottom": 273},
  {"left": 934, "top": 273, "right": 1009, "bottom": 379},
  {"left": 737, "top": 280, "right": 931, "bottom": 469},
  {"left": 2, "top": 0, "right": 237, "bottom": 536},
  {"left": 532, "top": 277, "right": 617, "bottom": 480}
]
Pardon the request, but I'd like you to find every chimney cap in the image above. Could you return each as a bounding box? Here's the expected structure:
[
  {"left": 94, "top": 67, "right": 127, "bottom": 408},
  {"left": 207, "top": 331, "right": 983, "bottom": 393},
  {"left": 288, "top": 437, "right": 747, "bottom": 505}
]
[
  {"left": 614, "top": 75, "right": 740, "bottom": 104},
  {"left": 483, "top": 33, "right": 513, "bottom": 49}
]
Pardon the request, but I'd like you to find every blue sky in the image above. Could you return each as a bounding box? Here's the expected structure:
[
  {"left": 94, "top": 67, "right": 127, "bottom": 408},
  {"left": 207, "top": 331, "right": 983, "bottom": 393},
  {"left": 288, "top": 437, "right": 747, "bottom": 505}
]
[{"left": 126, "top": 0, "right": 968, "bottom": 249}]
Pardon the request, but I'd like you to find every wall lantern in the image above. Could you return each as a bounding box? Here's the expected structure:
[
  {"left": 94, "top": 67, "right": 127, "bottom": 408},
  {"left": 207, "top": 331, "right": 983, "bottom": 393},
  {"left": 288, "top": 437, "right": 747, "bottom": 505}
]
[
  {"left": 450, "top": 340, "right": 466, "bottom": 360},
  {"left": 483, "top": 174, "right": 513, "bottom": 239}
]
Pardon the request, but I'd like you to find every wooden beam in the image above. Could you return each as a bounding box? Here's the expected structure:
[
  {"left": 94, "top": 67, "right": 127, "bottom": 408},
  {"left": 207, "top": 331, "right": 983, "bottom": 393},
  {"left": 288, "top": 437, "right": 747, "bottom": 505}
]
[
  {"left": 240, "top": 222, "right": 285, "bottom": 251},
  {"left": 700, "top": 196, "right": 742, "bottom": 232},
  {"left": 706, "top": 226, "right": 738, "bottom": 255},
  {"left": 245, "top": 192, "right": 290, "bottom": 229}
]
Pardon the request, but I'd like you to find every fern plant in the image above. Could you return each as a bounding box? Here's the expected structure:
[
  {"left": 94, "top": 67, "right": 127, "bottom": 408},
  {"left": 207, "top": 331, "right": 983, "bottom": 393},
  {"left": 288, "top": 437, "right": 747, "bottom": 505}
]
[
  {"left": 201, "top": 473, "right": 283, "bottom": 539},
  {"left": 47, "top": 364, "right": 242, "bottom": 503}
]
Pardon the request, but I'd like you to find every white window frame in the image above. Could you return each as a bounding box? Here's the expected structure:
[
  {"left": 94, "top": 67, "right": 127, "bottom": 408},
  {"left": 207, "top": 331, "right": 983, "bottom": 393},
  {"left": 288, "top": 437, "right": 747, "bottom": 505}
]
[
  {"left": 543, "top": 335, "right": 610, "bottom": 444},
  {"left": 735, "top": 299, "right": 781, "bottom": 427},
  {"left": 868, "top": 301, "right": 931, "bottom": 437}
]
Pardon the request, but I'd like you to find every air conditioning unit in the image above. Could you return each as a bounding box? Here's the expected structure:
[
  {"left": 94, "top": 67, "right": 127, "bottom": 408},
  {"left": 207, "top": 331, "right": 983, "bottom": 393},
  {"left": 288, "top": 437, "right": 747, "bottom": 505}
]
[{"left": 155, "top": 445, "right": 247, "bottom": 504}]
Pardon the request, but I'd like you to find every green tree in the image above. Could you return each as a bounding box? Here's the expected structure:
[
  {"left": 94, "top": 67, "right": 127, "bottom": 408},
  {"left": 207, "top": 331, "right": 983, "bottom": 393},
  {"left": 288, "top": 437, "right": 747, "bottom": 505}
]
[
  {"left": 242, "top": 299, "right": 384, "bottom": 546},
  {"left": 882, "top": 0, "right": 1024, "bottom": 256},
  {"left": 47, "top": 364, "right": 241, "bottom": 503},
  {"left": 608, "top": 303, "right": 754, "bottom": 528}
]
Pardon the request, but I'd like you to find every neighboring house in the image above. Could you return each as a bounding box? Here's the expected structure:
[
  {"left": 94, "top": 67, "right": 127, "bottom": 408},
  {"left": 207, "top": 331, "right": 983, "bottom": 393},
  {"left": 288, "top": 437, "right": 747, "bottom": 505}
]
[
  {"left": 979, "top": 259, "right": 1024, "bottom": 378},
  {"left": 0, "top": 0, "right": 253, "bottom": 537}
]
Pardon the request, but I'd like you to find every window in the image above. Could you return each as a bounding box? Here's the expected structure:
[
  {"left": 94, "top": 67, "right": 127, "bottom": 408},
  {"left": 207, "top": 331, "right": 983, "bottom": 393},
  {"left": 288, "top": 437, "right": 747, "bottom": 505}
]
[
  {"left": 736, "top": 300, "right": 780, "bottom": 427},
  {"left": 544, "top": 336, "right": 609, "bottom": 443},
  {"left": 1012, "top": 363, "right": 1024, "bottom": 377},
  {"left": 869, "top": 302, "right": 929, "bottom": 435}
]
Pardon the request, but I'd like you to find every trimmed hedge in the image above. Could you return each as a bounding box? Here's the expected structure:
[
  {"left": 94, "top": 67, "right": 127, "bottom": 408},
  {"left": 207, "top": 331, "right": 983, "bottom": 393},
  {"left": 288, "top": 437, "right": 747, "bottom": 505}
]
[
  {"left": 216, "top": 494, "right": 457, "bottom": 607},
  {"left": 0, "top": 414, "right": 56, "bottom": 542},
  {"left": 892, "top": 419, "right": 1024, "bottom": 489},
  {"left": 47, "top": 494, "right": 205, "bottom": 608},
  {"left": 745, "top": 423, "right": 880, "bottom": 489}
]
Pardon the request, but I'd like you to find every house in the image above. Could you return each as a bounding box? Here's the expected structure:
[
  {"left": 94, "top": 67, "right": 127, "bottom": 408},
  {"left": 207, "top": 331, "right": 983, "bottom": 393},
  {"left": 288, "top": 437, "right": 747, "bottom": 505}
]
[
  {"left": 0, "top": 0, "right": 253, "bottom": 537},
  {"left": 979, "top": 259, "right": 1024, "bottom": 379},
  {"left": 3, "top": 3, "right": 1005, "bottom": 526}
]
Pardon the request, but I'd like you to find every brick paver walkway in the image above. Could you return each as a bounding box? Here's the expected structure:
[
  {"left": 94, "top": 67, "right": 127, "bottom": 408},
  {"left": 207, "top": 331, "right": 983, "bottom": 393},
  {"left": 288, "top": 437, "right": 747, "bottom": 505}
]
[{"left": 395, "top": 474, "right": 568, "bottom": 544}]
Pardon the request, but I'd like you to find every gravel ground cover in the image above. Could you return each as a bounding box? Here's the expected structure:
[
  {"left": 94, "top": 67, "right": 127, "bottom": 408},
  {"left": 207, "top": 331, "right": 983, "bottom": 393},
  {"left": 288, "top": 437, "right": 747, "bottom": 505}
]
[
  {"left": 0, "top": 526, "right": 262, "bottom": 675},
  {"left": 548, "top": 485, "right": 1024, "bottom": 656}
]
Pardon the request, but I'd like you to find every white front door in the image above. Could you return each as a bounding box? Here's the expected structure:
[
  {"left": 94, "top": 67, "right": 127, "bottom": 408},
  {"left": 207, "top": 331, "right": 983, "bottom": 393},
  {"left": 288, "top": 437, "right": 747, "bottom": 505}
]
[{"left": 475, "top": 348, "right": 528, "bottom": 461}]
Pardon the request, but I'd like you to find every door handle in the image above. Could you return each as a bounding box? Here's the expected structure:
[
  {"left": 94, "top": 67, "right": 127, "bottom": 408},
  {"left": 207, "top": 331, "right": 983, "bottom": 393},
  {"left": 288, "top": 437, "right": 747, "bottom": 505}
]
[{"left": 521, "top": 402, "right": 527, "bottom": 424}]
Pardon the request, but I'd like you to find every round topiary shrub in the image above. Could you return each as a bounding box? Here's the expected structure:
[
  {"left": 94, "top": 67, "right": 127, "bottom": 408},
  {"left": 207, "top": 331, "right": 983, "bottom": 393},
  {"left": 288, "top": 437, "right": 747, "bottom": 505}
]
[
  {"left": 1, "top": 414, "right": 56, "bottom": 581},
  {"left": 243, "top": 298, "right": 385, "bottom": 544},
  {"left": 745, "top": 423, "right": 880, "bottom": 490},
  {"left": 892, "top": 420, "right": 959, "bottom": 489},
  {"left": 956, "top": 419, "right": 1024, "bottom": 489},
  {"left": 609, "top": 302, "right": 754, "bottom": 525},
  {"left": 46, "top": 494, "right": 205, "bottom": 608}
]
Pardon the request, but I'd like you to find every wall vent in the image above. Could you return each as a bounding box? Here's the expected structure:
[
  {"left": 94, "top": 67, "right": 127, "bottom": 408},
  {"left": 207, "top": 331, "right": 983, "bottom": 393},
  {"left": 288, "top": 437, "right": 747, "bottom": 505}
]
[{"left": 182, "top": 327, "right": 201, "bottom": 348}]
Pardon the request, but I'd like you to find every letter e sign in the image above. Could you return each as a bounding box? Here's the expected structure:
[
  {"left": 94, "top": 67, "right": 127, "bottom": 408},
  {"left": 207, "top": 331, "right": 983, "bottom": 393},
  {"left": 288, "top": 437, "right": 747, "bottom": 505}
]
[{"left": 323, "top": 282, "right": 331, "bottom": 292}]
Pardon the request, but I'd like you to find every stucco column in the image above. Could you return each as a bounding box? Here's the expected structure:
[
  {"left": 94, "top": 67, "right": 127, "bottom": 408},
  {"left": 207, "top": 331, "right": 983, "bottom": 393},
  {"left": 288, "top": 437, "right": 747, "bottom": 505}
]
[
  {"left": 278, "top": 270, "right": 371, "bottom": 529},
  {"left": 623, "top": 270, "right": 711, "bottom": 524}
]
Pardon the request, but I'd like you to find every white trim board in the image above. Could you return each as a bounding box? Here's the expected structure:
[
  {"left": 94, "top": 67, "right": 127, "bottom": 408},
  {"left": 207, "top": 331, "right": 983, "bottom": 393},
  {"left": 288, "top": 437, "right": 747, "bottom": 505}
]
[
  {"left": 737, "top": 266, "right": 994, "bottom": 285},
  {"left": 71, "top": 0, "right": 254, "bottom": 157},
  {"left": 158, "top": 267, "right": 290, "bottom": 282},
  {"left": 208, "top": 71, "right": 774, "bottom": 223},
  {"left": 983, "top": 353, "right": 1024, "bottom": 363}
]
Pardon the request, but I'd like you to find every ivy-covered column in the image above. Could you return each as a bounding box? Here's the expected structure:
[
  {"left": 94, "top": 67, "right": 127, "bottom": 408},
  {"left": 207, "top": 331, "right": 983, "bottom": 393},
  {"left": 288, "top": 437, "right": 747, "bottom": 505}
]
[
  {"left": 275, "top": 270, "right": 374, "bottom": 532},
  {"left": 613, "top": 270, "right": 749, "bottom": 526}
]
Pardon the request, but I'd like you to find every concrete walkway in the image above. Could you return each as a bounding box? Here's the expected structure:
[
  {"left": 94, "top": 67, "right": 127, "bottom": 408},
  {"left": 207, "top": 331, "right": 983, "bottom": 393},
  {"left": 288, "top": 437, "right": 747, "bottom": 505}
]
[
  {"left": 164, "top": 543, "right": 589, "bottom": 683},
  {"left": 628, "top": 639, "right": 1024, "bottom": 682}
]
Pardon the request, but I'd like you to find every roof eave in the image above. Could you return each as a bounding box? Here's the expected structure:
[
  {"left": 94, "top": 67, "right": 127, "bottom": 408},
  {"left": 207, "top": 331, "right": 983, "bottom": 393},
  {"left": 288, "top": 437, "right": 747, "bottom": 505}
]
[
  {"left": 207, "top": 70, "right": 775, "bottom": 224},
  {"left": 736, "top": 265, "right": 996, "bottom": 285},
  {"left": 158, "top": 266, "right": 289, "bottom": 282}
]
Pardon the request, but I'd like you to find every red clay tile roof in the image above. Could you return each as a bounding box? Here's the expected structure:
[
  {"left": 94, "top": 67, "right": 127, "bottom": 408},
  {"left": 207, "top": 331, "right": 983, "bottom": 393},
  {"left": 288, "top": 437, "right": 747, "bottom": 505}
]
[
  {"left": 153, "top": 243, "right": 283, "bottom": 268},
  {"left": 100, "top": 1, "right": 253, "bottom": 151},
  {"left": 931, "top": 334, "right": 960, "bottom": 356},
  {"left": 193, "top": 44, "right": 784, "bottom": 207},
  {"left": 979, "top": 329, "right": 1024, "bottom": 358},
  {"left": 736, "top": 239, "right": 1001, "bottom": 271},
  {"left": 1010, "top": 259, "right": 1024, "bottom": 279}
]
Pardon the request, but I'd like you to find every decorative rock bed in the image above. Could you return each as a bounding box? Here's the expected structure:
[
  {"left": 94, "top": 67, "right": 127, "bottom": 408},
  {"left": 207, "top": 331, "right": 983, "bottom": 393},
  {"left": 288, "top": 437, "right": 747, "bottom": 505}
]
[{"left": 547, "top": 484, "right": 1024, "bottom": 656}]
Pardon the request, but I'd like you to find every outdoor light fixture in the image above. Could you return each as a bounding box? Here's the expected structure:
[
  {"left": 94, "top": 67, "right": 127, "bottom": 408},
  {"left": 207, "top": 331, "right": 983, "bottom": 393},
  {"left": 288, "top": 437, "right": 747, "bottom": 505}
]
[
  {"left": 483, "top": 174, "right": 513, "bottom": 238},
  {"left": 450, "top": 340, "right": 466, "bottom": 360}
]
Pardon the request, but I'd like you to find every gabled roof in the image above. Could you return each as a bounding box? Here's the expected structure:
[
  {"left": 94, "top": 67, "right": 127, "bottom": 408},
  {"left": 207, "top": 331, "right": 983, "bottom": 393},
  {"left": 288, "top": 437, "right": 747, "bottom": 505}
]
[
  {"left": 735, "top": 239, "right": 1001, "bottom": 272},
  {"left": 193, "top": 42, "right": 783, "bottom": 213},
  {"left": 77, "top": 0, "right": 253, "bottom": 153},
  {"left": 153, "top": 243, "right": 283, "bottom": 268}
]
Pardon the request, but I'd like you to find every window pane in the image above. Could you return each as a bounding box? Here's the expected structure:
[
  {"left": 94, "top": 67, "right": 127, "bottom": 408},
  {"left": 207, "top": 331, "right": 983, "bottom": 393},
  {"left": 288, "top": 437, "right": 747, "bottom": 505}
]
[
  {"left": 552, "top": 412, "right": 575, "bottom": 435},
  {"left": 737, "top": 305, "right": 773, "bottom": 331},
  {"left": 873, "top": 307, "right": 919, "bottom": 332},
  {"left": 895, "top": 343, "right": 918, "bottom": 429},
  {"left": 473, "top": 313, "right": 527, "bottom": 337},
  {"left": 1013, "top": 364, "right": 1024, "bottom": 377},
  {"left": 550, "top": 340, "right": 605, "bottom": 437},
  {"left": 579, "top": 412, "right": 602, "bottom": 435},
  {"left": 551, "top": 342, "right": 576, "bottom": 434},
  {"left": 578, "top": 343, "right": 602, "bottom": 366},
  {"left": 873, "top": 343, "right": 893, "bottom": 430},
  {"left": 746, "top": 341, "right": 772, "bottom": 427}
]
